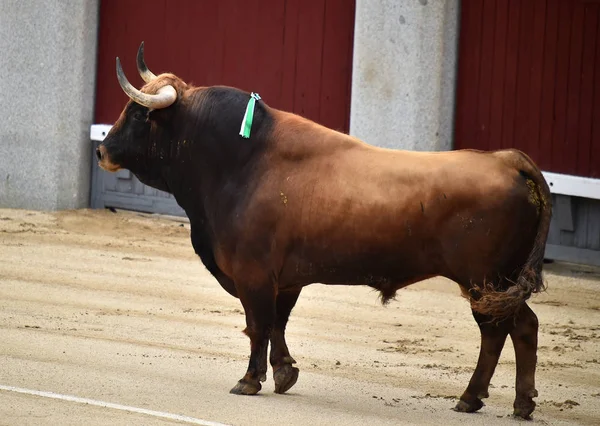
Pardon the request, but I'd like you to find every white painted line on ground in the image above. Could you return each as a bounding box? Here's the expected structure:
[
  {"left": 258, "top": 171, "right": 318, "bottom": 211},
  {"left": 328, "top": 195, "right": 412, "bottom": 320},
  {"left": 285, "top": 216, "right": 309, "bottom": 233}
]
[{"left": 0, "top": 384, "right": 229, "bottom": 426}]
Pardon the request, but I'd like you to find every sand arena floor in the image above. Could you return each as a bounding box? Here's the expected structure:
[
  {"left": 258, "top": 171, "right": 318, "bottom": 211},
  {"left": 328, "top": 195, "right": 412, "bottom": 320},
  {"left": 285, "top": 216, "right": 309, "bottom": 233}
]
[{"left": 0, "top": 208, "right": 598, "bottom": 425}]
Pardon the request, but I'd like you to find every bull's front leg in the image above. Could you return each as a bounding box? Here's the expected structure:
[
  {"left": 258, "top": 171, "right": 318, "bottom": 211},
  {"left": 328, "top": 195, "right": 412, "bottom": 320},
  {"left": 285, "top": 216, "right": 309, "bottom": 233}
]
[
  {"left": 270, "top": 289, "right": 301, "bottom": 394},
  {"left": 230, "top": 282, "right": 276, "bottom": 395}
]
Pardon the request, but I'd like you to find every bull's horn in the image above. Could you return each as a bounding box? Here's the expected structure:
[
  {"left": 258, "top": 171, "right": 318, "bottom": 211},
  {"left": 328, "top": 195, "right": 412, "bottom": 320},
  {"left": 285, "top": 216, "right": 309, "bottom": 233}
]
[
  {"left": 136, "top": 41, "right": 157, "bottom": 83},
  {"left": 116, "top": 57, "right": 176, "bottom": 109}
]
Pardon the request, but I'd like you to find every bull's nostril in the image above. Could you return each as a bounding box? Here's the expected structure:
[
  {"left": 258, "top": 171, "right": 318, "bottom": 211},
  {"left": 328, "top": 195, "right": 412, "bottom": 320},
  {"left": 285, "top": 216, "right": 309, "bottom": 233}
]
[{"left": 96, "top": 147, "right": 103, "bottom": 161}]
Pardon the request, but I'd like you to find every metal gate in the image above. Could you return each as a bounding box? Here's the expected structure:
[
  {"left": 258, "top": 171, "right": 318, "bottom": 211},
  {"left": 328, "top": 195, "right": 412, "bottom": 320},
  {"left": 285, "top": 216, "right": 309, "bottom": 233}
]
[{"left": 90, "top": 125, "right": 185, "bottom": 216}]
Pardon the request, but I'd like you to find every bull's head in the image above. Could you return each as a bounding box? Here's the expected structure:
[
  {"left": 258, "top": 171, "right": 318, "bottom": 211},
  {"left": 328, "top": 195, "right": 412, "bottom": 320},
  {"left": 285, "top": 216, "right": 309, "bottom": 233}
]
[{"left": 96, "top": 42, "right": 183, "bottom": 180}]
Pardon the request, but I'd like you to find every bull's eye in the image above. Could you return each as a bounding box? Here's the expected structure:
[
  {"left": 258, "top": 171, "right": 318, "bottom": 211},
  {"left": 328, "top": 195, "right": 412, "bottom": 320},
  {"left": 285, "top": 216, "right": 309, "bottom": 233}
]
[{"left": 133, "top": 111, "right": 146, "bottom": 121}]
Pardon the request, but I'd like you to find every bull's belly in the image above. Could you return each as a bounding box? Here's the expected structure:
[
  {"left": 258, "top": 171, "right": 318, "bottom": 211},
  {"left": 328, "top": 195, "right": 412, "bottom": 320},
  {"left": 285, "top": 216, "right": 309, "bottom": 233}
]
[{"left": 278, "top": 242, "right": 441, "bottom": 291}]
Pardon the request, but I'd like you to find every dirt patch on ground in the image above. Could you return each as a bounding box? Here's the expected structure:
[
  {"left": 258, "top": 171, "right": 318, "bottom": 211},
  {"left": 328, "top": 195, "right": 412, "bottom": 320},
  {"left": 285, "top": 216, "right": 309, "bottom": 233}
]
[{"left": 1, "top": 208, "right": 599, "bottom": 425}]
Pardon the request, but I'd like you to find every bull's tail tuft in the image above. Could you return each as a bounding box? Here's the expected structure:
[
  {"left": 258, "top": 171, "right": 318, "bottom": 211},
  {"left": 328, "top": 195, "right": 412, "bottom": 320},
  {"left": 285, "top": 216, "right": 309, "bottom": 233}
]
[
  {"left": 469, "top": 265, "right": 546, "bottom": 321},
  {"left": 469, "top": 150, "right": 552, "bottom": 320}
]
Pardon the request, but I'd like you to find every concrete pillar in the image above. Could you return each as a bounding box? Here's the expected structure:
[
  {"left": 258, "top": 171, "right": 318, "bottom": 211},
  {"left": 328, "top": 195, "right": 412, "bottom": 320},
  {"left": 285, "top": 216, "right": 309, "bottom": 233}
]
[
  {"left": 0, "top": 0, "right": 99, "bottom": 210},
  {"left": 349, "top": 0, "right": 460, "bottom": 151}
]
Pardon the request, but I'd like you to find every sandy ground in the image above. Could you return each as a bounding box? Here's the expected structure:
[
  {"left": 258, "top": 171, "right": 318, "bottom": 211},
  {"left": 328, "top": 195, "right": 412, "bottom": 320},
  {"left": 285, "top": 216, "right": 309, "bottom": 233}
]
[{"left": 0, "top": 208, "right": 599, "bottom": 426}]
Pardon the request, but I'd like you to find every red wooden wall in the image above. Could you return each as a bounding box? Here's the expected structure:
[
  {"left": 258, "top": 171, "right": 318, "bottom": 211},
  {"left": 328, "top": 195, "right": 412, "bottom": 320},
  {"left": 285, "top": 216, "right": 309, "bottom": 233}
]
[
  {"left": 94, "top": 0, "right": 356, "bottom": 133},
  {"left": 455, "top": 0, "right": 600, "bottom": 178}
]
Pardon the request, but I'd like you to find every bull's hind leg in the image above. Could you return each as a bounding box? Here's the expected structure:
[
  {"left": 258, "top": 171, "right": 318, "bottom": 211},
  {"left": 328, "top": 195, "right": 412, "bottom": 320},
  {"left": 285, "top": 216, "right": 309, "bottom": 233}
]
[
  {"left": 455, "top": 310, "right": 512, "bottom": 413},
  {"left": 230, "top": 283, "right": 276, "bottom": 396},
  {"left": 270, "top": 289, "right": 301, "bottom": 394},
  {"left": 510, "top": 303, "right": 539, "bottom": 419}
]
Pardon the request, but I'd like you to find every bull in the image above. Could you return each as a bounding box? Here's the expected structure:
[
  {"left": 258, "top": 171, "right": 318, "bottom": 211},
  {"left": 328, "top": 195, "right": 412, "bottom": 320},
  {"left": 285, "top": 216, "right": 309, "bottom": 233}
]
[{"left": 96, "top": 43, "right": 552, "bottom": 419}]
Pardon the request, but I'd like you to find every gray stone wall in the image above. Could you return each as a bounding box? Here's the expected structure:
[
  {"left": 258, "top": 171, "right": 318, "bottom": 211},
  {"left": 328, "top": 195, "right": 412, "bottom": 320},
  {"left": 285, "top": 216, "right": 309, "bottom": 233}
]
[
  {"left": 0, "top": 0, "right": 99, "bottom": 210},
  {"left": 349, "top": 0, "right": 460, "bottom": 151}
]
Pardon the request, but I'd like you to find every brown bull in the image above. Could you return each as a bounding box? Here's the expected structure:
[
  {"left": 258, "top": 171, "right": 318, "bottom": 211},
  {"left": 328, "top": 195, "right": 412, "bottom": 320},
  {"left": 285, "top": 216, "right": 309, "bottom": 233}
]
[{"left": 97, "top": 43, "right": 552, "bottom": 419}]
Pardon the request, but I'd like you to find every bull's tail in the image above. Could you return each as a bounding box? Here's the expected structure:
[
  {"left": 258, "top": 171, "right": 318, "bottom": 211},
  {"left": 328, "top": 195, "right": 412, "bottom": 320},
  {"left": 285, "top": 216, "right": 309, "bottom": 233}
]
[{"left": 470, "top": 150, "right": 552, "bottom": 320}]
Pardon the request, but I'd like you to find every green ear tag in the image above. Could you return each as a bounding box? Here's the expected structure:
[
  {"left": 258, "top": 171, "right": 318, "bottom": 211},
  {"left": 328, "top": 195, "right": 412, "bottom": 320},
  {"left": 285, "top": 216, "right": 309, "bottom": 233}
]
[{"left": 239, "top": 92, "right": 261, "bottom": 139}]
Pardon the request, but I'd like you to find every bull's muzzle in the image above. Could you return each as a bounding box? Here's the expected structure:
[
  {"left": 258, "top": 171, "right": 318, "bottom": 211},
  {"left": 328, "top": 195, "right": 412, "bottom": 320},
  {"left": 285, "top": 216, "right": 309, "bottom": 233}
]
[
  {"left": 95, "top": 146, "right": 104, "bottom": 161},
  {"left": 96, "top": 145, "right": 121, "bottom": 172}
]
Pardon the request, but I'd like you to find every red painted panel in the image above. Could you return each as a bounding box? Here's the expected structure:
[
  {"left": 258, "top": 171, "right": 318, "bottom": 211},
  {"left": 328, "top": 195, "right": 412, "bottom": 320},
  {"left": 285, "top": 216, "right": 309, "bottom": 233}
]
[
  {"left": 476, "top": 0, "right": 497, "bottom": 151},
  {"left": 488, "top": 0, "right": 509, "bottom": 151},
  {"left": 513, "top": 0, "right": 535, "bottom": 156},
  {"left": 187, "top": 3, "right": 222, "bottom": 87},
  {"left": 454, "top": 0, "right": 484, "bottom": 148},
  {"left": 564, "top": 4, "right": 585, "bottom": 173},
  {"left": 279, "top": 0, "right": 301, "bottom": 113},
  {"left": 320, "top": 0, "right": 356, "bottom": 132},
  {"left": 94, "top": 0, "right": 355, "bottom": 134},
  {"left": 550, "top": 0, "right": 572, "bottom": 174},
  {"left": 577, "top": 5, "right": 598, "bottom": 177},
  {"left": 591, "top": 5, "right": 600, "bottom": 178},
  {"left": 294, "top": 0, "right": 326, "bottom": 121},
  {"left": 527, "top": 0, "right": 548, "bottom": 164},
  {"left": 254, "top": 0, "right": 287, "bottom": 101},
  {"left": 455, "top": 0, "right": 600, "bottom": 178},
  {"left": 500, "top": 0, "right": 521, "bottom": 150},
  {"left": 539, "top": 0, "right": 560, "bottom": 170}
]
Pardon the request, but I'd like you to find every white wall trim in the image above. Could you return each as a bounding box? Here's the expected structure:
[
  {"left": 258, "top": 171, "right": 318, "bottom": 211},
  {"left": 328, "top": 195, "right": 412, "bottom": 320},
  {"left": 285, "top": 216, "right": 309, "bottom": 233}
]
[
  {"left": 542, "top": 171, "right": 600, "bottom": 200},
  {"left": 90, "top": 124, "right": 113, "bottom": 142}
]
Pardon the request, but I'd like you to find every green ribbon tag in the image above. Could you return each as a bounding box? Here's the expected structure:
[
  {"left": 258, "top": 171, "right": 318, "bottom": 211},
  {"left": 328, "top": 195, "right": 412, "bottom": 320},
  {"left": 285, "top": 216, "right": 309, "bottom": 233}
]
[{"left": 239, "top": 92, "right": 261, "bottom": 139}]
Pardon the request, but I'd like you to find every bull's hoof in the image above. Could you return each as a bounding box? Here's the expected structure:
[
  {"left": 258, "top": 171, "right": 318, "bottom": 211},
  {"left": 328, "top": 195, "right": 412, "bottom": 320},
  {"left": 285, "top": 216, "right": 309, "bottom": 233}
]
[
  {"left": 229, "top": 379, "right": 261, "bottom": 395},
  {"left": 273, "top": 364, "right": 299, "bottom": 394},
  {"left": 454, "top": 397, "right": 484, "bottom": 413},
  {"left": 513, "top": 406, "right": 534, "bottom": 420},
  {"left": 513, "top": 395, "right": 537, "bottom": 419}
]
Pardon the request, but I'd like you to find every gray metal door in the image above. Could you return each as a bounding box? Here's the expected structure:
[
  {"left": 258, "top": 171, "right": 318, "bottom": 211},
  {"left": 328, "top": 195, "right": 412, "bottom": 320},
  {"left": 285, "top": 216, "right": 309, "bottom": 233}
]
[{"left": 90, "top": 125, "right": 186, "bottom": 217}]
